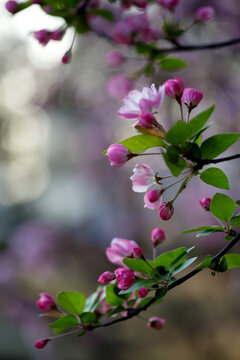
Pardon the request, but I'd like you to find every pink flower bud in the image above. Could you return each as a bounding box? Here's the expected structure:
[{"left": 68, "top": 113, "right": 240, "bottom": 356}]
[
  {"left": 151, "top": 228, "right": 165, "bottom": 247},
  {"left": 36, "top": 293, "right": 55, "bottom": 311},
  {"left": 31, "top": 0, "right": 42, "bottom": 4},
  {"left": 112, "top": 21, "right": 133, "bottom": 45},
  {"left": 62, "top": 50, "right": 72, "bottom": 64},
  {"left": 5, "top": 1, "right": 18, "bottom": 13},
  {"left": 199, "top": 197, "right": 211, "bottom": 211},
  {"left": 196, "top": 7, "right": 215, "bottom": 22},
  {"left": 98, "top": 271, "right": 115, "bottom": 284},
  {"left": 115, "top": 268, "right": 135, "bottom": 290},
  {"left": 51, "top": 29, "right": 66, "bottom": 41},
  {"left": 43, "top": 5, "right": 53, "bottom": 13},
  {"left": 158, "top": 0, "right": 179, "bottom": 10},
  {"left": 106, "top": 238, "right": 139, "bottom": 266},
  {"left": 107, "top": 74, "right": 133, "bottom": 100},
  {"left": 106, "top": 51, "right": 125, "bottom": 67},
  {"left": 106, "top": 144, "right": 131, "bottom": 168},
  {"left": 133, "top": 247, "right": 143, "bottom": 258},
  {"left": 164, "top": 77, "right": 183, "bottom": 100},
  {"left": 181, "top": 88, "right": 203, "bottom": 111},
  {"left": 138, "top": 287, "right": 149, "bottom": 298},
  {"left": 34, "top": 30, "right": 51, "bottom": 46},
  {"left": 158, "top": 202, "right": 174, "bottom": 220},
  {"left": 144, "top": 189, "right": 162, "bottom": 210},
  {"left": 138, "top": 112, "right": 156, "bottom": 128},
  {"left": 34, "top": 338, "right": 49, "bottom": 349},
  {"left": 147, "top": 316, "right": 165, "bottom": 330}
]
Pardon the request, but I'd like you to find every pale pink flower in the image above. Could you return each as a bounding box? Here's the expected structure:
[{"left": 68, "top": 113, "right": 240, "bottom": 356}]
[
  {"left": 112, "top": 21, "right": 133, "bottom": 45},
  {"left": 98, "top": 271, "right": 115, "bottom": 284},
  {"left": 130, "top": 164, "right": 159, "bottom": 193},
  {"left": 151, "top": 228, "right": 165, "bottom": 247},
  {"left": 36, "top": 293, "right": 55, "bottom": 311},
  {"left": 199, "top": 197, "right": 211, "bottom": 211},
  {"left": 106, "top": 238, "right": 139, "bottom": 266},
  {"left": 147, "top": 316, "right": 165, "bottom": 330},
  {"left": 107, "top": 74, "right": 134, "bottom": 100},
  {"left": 144, "top": 189, "right": 162, "bottom": 209},
  {"left": 126, "top": 13, "right": 149, "bottom": 32},
  {"left": 106, "top": 144, "right": 131, "bottom": 168},
  {"left": 158, "top": 0, "right": 178, "bottom": 10},
  {"left": 118, "top": 84, "right": 165, "bottom": 120},
  {"left": 115, "top": 268, "right": 135, "bottom": 290},
  {"left": 196, "top": 6, "right": 215, "bottom": 22}
]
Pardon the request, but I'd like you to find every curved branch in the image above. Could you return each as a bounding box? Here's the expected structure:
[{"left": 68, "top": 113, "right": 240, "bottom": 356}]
[
  {"left": 88, "top": 232, "right": 240, "bottom": 331},
  {"left": 201, "top": 153, "right": 240, "bottom": 166}
]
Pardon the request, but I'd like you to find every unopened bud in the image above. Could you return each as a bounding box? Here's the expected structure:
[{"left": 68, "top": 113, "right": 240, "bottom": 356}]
[
  {"left": 199, "top": 197, "right": 211, "bottom": 211},
  {"left": 138, "top": 287, "right": 149, "bottom": 298},
  {"left": 151, "top": 228, "right": 165, "bottom": 247}
]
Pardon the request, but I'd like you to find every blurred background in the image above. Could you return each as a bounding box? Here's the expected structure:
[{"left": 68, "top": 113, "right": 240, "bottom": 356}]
[{"left": 0, "top": 0, "right": 240, "bottom": 359}]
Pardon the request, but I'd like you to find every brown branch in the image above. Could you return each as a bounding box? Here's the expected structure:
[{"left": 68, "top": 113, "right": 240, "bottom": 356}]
[
  {"left": 201, "top": 153, "right": 240, "bottom": 166},
  {"left": 88, "top": 232, "right": 240, "bottom": 331}
]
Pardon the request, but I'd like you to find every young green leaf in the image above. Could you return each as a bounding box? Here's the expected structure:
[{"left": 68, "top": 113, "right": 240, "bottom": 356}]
[
  {"left": 181, "top": 226, "right": 224, "bottom": 234},
  {"left": 49, "top": 315, "right": 79, "bottom": 334},
  {"left": 166, "top": 121, "right": 192, "bottom": 145},
  {"left": 195, "top": 255, "right": 213, "bottom": 270},
  {"left": 230, "top": 215, "right": 240, "bottom": 227},
  {"left": 107, "top": 306, "right": 125, "bottom": 317},
  {"left": 200, "top": 167, "right": 230, "bottom": 190},
  {"left": 80, "top": 312, "right": 97, "bottom": 324},
  {"left": 196, "top": 228, "right": 225, "bottom": 237},
  {"left": 123, "top": 258, "right": 152, "bottom": 274},
  {"left": 189, "top": 105, "right": 215, "bottom": 138},
  {"left": 172, "top": 257, "right": 197, "bottom": 275},
  {"left": 154, "top": 248, "right": 186, "bottom": 270},
  {"left": 163, "top": 153, "right": 186, "bottom": 177},
  {"left": 210, "top": 193, "right": 236, "bottom": 222},
  {"left": 200, "top": 133, "right": 239, "bottom": 159},
  {"left": 160, "top": 57, "right": 187, "bottom": 71},
  {"left": 106, "top": 284, "right": 125, "bottom": 306},
  {"left": 224, "top": 254, "right": 240, "bottom": 269},
  {"left": 57, "top": 292, "right": 86, "bottom": 315},
  {"left": 119, "top": 279, "right": 156, "bottom": 295}
]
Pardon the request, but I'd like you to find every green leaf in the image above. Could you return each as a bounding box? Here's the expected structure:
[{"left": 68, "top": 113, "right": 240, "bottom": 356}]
[
  {"left": 189, "top": 106, "right": 215, "bottom": 138},
  {"left": 154, "top": 247, "right": 186, "bottom": 270},
  {"left": 196, "top": 229, "right": 225, "bottom": 237},
  {"left": 84, "top": 287, "right": 105, "bottom": 312},
  {"left": 49, "top": 315, "right": 78, "bottom": 334},
  {"left": 225, "top": 235, "right": 234, "bottom": 241},
  {"left": 173, "top": 257, "right": 197, "bottom": 275},
  {"left": 160, "top": 57, "right": 187, "bottom": 71},
  {"left": 163, "top": 153, "right": 186, "bottom": 177},
  {"left": 102, "top": 135, "right": 165, "bottom": 155},
  {"left": 195, "top": 255, "right": 213, "bottom": 270},
  {"left": 224, "top": 254, "right": 240, "bottom": 269},
  {"left": 136, "top": 297, "right": 155, "bottom": 309},
  {"left": 210, "top": 193, "right": 236, "bottom": 222},
  {"left": 155, "top": 287, "right": 168, "bottom": 300},
  {"left": 231, "top": 215, "right": 240, "bottom": 227},
  {"left": 107, "top": 306, "right": 125, "bottom": 317},
  {"left": 166, "top": 121, "right": 192, "bottom": 145},
  {"left": 57, "top": 292, "right": 85, "bottom": 315},
  {"left": 123, "top": 258, "right": 152, "bottom": 274},
  {"left": 181, "top": 226, "right": 224, "bottom": 234},
  {"left": 80, "top": 312, "right": 97, "bottom": 324},
  {"left": 106, "top": 284, "right": 124, "bottom": 306},
  {"left": 200, "top": 168, "right": 230, "bottom": 190},
  {"left": 200, "top": 133, "right": 239, "bottom": 159},
  {"left": 236, "top": 200, "right": 240, "bottom": 206},
  {"left": 77, "top": 329, "right": 87, "bottom": 338},
  {"left": 119, "top": 280, "right": 156, "bottom": 295},
  {"left": 169, "top": 251, "right": 187, "bottom": 272},
  {"left": 182, "top": 142, "right": 201, "bottom": 159}
]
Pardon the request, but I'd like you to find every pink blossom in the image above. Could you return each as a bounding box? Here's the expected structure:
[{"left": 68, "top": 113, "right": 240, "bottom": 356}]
[
  {"left": 126, "top": 13, "right": 149, "bottom": 32},
  {"left": 181, "top": 88, "right": 203, "bottom": 110},
  {"left": 112, "top": 21, "right": 133, "bottom": 45},
  {"left": 34, "top": 339, "right": 49, "bottom": 349},
  {"left": 106, "top": 238, "right": 139, "bottom": 266},
  {"left": 106, "top": 144, "right": 131, "bottom": 168},
  {"left": 147, "top": 317, "right": 165, "bottom": 330},
  {"left": 121, "top": 0, "right": 147, "bottom": 9},
  {"left": 51, "top": 29, "right": 66, "bottom": 41},
  {"left": 164, "top": 77, "right": 183, "bottom": 100},
  {"left": 107, "top": 74, "right": 133, "bottom": 100},
  {"left": 36, "top": 293, "right": 55, "bottom": 311},
  {"left": 140, "top": 28, "right": 161, "bottom": 43},
  {"left": 158, "top": 0, "right": 179, "bottom": 10},
  {"left": 158, "top": 202, "right": 174, "bottom": 220},
  {"left": 151, "top": 228, "right": 165, "bottom": 247},
  {"left": 138, "top": 287, "right": 149, "bottom": 298},
  {"left": 115, "top": 268, "right": 135, "bottom": 290},
  {"left": 34, "top": 30, "right": 51, "bottom": 46},
  {"left": 199, "top": 197, "right": 211, "bottom": 211},
  {"left": 62, "top": 50, "right": 72, "bottom": 64},
  {"left": 130, "top": 164, "right": 158, "bottom": 193},
  {"left": 5, "top": 1, "right": 18, "bottom": 13},
  {"left": 133, "top": 247, "right": 143, "bottom": 258},
  {"left": 144, "top": 189, "right": 162, "bottom": 209},
  {"left": 137, "top": 112, "right": 156, "bottom": 128},
  {"left": 98, "top": 271, "right": 115, "bottom": 284},
  {"left": 196, "top": 7, "right": 215, "bottom": 22},
  {"left": 106, "top": 51, "right": 125, "bottom": 67},
  {"left": 118, "top": 84, "right": 165, "bottom": 120}
]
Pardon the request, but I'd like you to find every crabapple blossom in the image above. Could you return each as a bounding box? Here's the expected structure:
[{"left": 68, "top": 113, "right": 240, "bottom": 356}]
[
  {"left": 34, "top": 339, "right": 49, "bottom": 349},
  {"left": 133, "top": 247, "right": 143, "bottom": 258},
  {"left": 126, "top": 13, "right": 149, "bottom": 32},
  {"left": 147, "top": 317, "right": 165, "bottom": 330},
  {"left": 34, "top": 30, "right": 51, "bottom": 46},
  {"left": 106, "top": 51, "right": 125, "bottom": 67},
  {"left": 114, "top": 268, "right": 135, "bottom": 290},
  {"left": 138, "top": 287, "right": 149, "bottom": 298},
  {"left": 106, "top": 144, "right": 131, "bottom": 168},
  {"left": 5, "top": 1, "right": 18, "bottom": 13},
  {"left": 158, "top": 202, "right": 174, "bottom": 220},
  {"left": 62, "top": 50, "right": 72, "bottom": 64},
  {"left": 151, "top": 228, "right": 165, "bottom": 247},
  {"left": 112, "top": 21, "right": 133, "bottom": 45},
  {"left": 196, "top": 7, "right": 215, "bottom": 22},
  {"left": 181, "top": 88, "right": 203, "bottom": 111},
  {"left": 107, "top": 74, "right": 133, "bottom": 100},
  {"left": 106, "top": 238, "right": 139, "bottom": 266},
  {"left": 137, "top": 112, "right": 156, "bottom": 128},
  {"left": 158, "top": 0, "right": 179, "bottom": 10},
  {"left": 144, "top": 189, "right": 162, "bottom": 210},
  {"left": 36, "top": 293, "right": 56, "bottom": 311},
  {"left": 98, "top": 271, "right": 115, "bottom": 284},
  {"left": 199, "top": 197, "right": 211, "bottom": 211},
  {"left": 164, "top": 77, "right": 183, "bottom": 100},
  {"left": 51, "top": 29, "right": 66, "bottom": 41},
  {"left": 130, "top": 164, "right": 159, "bottom": 193},
  {"left": 118, "top": 84, "right": 165, "bottom": 120}
]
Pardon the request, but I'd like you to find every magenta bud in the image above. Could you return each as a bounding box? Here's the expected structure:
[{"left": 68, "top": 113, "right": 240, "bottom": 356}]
[
  {"left": 181, "top": 88, "right": 203, "bottom": 111},
  {"left": 31, "top": 0, "right": 42, "bottom": 4},
  {"left": 138, "top": 287, "right": 149, "bottom": 298},
  {"left": 51, "top": 29, "right": 66, "bottom": 41},
  {"left": 36, "top": 293, "right": 55, "bottom": 311},
  {"left": 151, "top": 228, "right": 165, "bottom": 247},
  {"left": 158, "top": 0, "right": 179, "bottom": 10},
  {"left": 34, "top": 30, "right": 51, "bottom": 46},
  {"left": 133, "top": 247, "right": 143, "bottom": 258},
  {"left": 106, "top": 144, "right": 131, "bottom": 168},
  {"left": 196, "top": 6, "right": 215, "bottom": 22},
  {"left": 164, "top": 77, "right": 183, "bottom": 100},
  {"left": 158, "top": 202, "right": 174, "bottom": 220},
  {"left": 34, "top": 338, "right": 49, "bottom": 349},
  {"left": 147, "top": 316, "right": 165, "bottom": 330},
  {"left": 199, "top": 197, "right": 211, "bottom": 211},
  {"left": 43, "top": 5, "right": 53, "bottom": 13},
  {"left": 138, "top": 112, "right": 156, "bottom": 128},
  {"left": 5, "top": 1, "right": 19, "bottom": 13},
  {"left": 62, "top": 50, "right": 72, "bottom": 64},
  {"left": 114, "top": 268, "right": 135, "bottom": 290},
  {"left": 98, "top": 271, "right": 115, "bottom": 284},
  {"left": 106, "top": 51, "right": 125, "bottom": 67}
]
